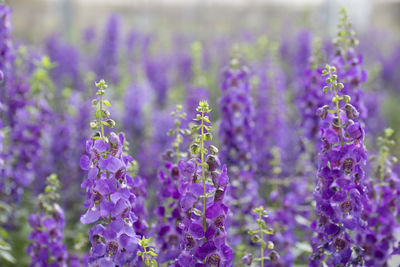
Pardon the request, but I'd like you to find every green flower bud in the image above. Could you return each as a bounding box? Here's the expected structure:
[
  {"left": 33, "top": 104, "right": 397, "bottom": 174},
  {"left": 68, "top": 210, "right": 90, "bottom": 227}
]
[
  {"left": 209, "top": 145, "right": 219, "bottom": 155},
  {"left": 90, "top": 121, "right": 98, "bottom": 130},
  {"left": 106, "top": 119, "right": 115, "bottom": 129},
  {"left": 267, "top": 241, "right": 274, "bottom": 250},
  {"left": 190, "top": 143, "right": 200, "bottom": 154},
  {"left": 343, "top": 95, "right": 351, "bottom": 103},
  {"left": 251, "top": 235, "right": 260, "bottom": 243}
]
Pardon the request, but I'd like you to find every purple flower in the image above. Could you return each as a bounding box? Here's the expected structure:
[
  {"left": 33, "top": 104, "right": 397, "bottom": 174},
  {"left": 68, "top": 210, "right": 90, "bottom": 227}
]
[
  {"left": 310, "top": 65, "right": 368, "bottom": 266},
  {"left": 27, "top": 175, "right": 69, "bottom": 266},
  {"left": 173, "top": 101, "right": 233, "bottom": 266},
  {"left": 80, "top": 81, "right": 145, "bottom": 265},
  {"left": 356, "top": 130, "right": 400, "bottom": 266},
  {"left": 218, "top": 57, "right": 265, "bottom": 248}
]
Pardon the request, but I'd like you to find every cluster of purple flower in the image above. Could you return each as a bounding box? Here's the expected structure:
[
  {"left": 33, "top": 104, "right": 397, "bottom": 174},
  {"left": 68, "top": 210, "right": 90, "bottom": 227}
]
[
  {"left": 357, "top": 128, "right": 400, "bottom": 266},
  {"left": 1, "top": 3, "right": 400, "bottom": 266},
  {"left": 2, "top": 56, "right": 53, "bottom": 205},
  {"left": 80, "top": 80, "right": 144, "bottom": 266},
  {"left": 27, "top": 174, "right": 69, "bottom": 266},
  {"left": 173, "top": 101, "right": 233, "bottom": 267},
  {"left": 310, "top": 65, "right": 368, "bottom": 266},
  {"left": 331, "top": 8, "right": 368, "bottom": 122},
  {"left": 218, "top": 55, "right": 265, "bottom": 249}
]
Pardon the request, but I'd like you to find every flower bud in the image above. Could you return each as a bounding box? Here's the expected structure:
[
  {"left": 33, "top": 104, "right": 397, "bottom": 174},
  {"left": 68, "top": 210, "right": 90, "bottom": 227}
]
[
  {"left": 343, "top": 95, "right": 351, "bottom": 103},
  {"left": 251, "top": 235, "right": 260, "bottom": 243},
  {"left": 209, "top": 145, "right": 219, "bottom": 155},
  {"left": 316, "top": 105, "right": 329, "bottom": 120},
  {"left": 269, "top": 250, "right": 280, "bottom": 263},
  {"left": 344, "top": 104, "right": 359, "bottom": 119},
  {"left": 190, "top": 143, "right": 200, "bottom": 154},
  {"left": 106, "top": 119, "right": 115, "bottom": 128},
  {"left": 206, "top": 155, "right": 220, "bottom": 172},
  {"left": 90, "top": 121, "right": 98, "bottom": 130},
  {"left": 103, "top": 110, "right": 111, "bottom": 118},
  {"left": 241, "top": 254, "right": 253, "bottom": 265}
]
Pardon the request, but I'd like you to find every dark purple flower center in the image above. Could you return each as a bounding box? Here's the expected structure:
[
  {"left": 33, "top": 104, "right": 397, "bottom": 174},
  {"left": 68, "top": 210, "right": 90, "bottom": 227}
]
[
  {"left": 207, "top": 253, "right": 221, "bottom": 266},
  {"left": 342, "top": 158, "right": 354, "bottom": 174},
  {"left": 340, "top": 200, "right": 353, "bottom": 213},
  {"left": 334, "top": 238, "right": 347, "bottom": 251},
  {"left": 106, "top": 241, "right": 119, "bottom": 256}
]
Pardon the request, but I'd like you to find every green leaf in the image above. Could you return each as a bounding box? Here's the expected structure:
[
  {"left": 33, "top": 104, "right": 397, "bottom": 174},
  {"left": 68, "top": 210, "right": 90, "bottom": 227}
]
[
  {"left": 0, "top": 249, "right": 15, "bottom": 263},
  {"left": 102, "top": 121, "right": 111, "bottom": 127},
  {"left": 262, "top": 228, "right": 274, "bottom": 235},
  {"left": 248, "top": 229, "right": 260, "bottom": 235},
  {"left": 102, "top": 100, "right": 111, "bottom": 107},
  {"left": 149, "top": 250, "right": 157, "bottom": 257}
]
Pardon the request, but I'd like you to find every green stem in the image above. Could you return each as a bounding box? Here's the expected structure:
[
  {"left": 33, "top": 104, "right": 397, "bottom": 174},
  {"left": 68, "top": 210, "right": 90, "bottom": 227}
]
[
  {"left": 376, "top": 149, "right": 388, "bottom": 228},
  {"left": 99, "top": 94, "right": 105, "bottom": 141},
  {"left": 176, "top": 126, "right": 180, "bottom": 164},
  {"left": 200, "top": 110, "right": 207, "bottom": 235},
  {"left": 332, "top": 84, "right": 344, "bottom": 147},
  {"left": 143, "top": 246, "right": 150, "bottom": 266}
]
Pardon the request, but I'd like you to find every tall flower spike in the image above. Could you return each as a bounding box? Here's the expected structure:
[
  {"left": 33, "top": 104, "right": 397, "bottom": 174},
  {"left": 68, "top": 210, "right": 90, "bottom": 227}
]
[
  {"left": 154, "top": 104, "right": 189, "bottom": 264},
  {"left": 172, "top": 101, "right": 233, "bottom": 267},
  {"left": 218, "top": 55, "right": 265, "bottom": 252},
  {"left": 27, "top": 174, "right": 69, "bottom": 267},
  {"left": 331, "top": 8, "right": 368, "bottom": 121},
  {"left": 242, "top": 206, "right": 276, "bottom": 267},
  {"left": 2, "top": 55, "right": 54, "bottom": 208},
  {"left": 80, "top": 79, "right": 144, "bottom": 266},
  {"left": 310, "top": 64, "right": 368, "bottom": 266},
  {"left": 168, "top": 104, "right": 190, "bottom": 163},
  {"left": 297, "top": 38, "right": 330, "bottom": 145},
  {"left": 356, "top": 128, "right": 400, "bottom": 266}
]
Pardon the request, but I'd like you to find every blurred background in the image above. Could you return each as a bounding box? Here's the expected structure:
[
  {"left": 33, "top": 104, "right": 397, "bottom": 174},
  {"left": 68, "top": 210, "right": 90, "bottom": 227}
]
[{"left": 9, "top": 0, "right": 400, "bottom": 43}]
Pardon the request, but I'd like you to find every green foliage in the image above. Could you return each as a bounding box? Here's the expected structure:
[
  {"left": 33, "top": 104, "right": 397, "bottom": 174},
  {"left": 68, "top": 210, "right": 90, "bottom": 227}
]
[
  {"left": 38, "top": 174, "right": 60, "bottom": 214},
  {"left": 332, "top": 7, "right": 359, "bottom": 59},
  {"left": 322, "top": 64, "right": 347, "bottom": 146},
  {"left": 247, "top": 206, "right": 274, "bottom": 267},
  {"left": 92, "top": 79, "right": 115, "bottom": 141},
  {"left": 168, "top": 104, "right": 190, "bottom": 163},
  {"left": 376, "top": 128, "right": 397, "bottom": 182},
  {"left": 0, "top": 237, "right": 14, "bottom": 264},
  {"left": 137, "top": 237, "right": 158, "bottom": 267},
  {"left": 270, "top": 146, "right": 282, "bottom": 176},
  {"left": 30, "top": 56, "right": 56, "bottom": 96}
]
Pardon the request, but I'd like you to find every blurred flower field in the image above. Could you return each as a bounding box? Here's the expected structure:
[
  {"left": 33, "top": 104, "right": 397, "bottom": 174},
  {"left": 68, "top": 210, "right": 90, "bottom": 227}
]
[{"left": 1, "top": 2, "right": 400, "bottom": 266}]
